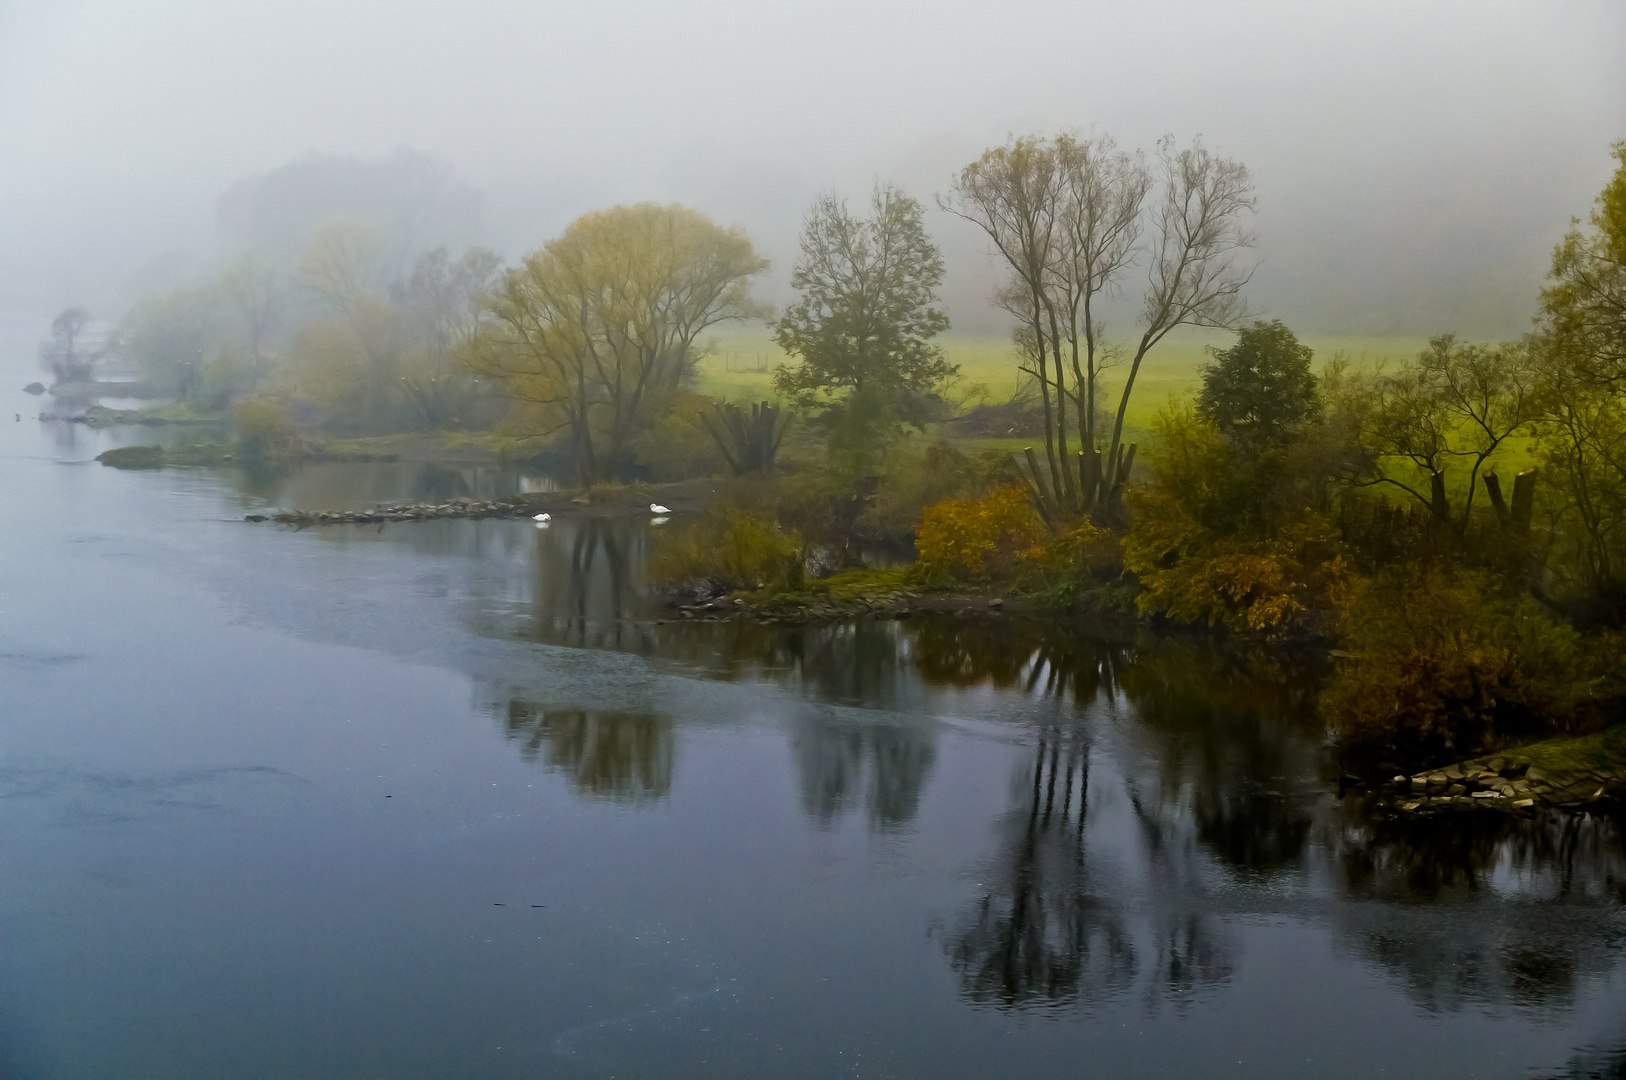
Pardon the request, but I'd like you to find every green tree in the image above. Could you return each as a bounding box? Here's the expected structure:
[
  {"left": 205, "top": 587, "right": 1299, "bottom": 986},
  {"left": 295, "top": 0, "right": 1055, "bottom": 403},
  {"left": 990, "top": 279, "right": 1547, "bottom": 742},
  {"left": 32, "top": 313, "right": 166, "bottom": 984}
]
[
  {"left": 1197, "top": 319, "right": 1320, "bottom": 453},
  {"left": 1542, "top": 140, "right": 1626, "bottom": 387},
  {"left": 773, "top": 184, "right": 954, "bottom": 410},
  {"left": 1533, "top": 142, "right": 1626, "bottom": 610},
  {"left": 1355, "top": 335, "right": 1539, "bottom": 536}
]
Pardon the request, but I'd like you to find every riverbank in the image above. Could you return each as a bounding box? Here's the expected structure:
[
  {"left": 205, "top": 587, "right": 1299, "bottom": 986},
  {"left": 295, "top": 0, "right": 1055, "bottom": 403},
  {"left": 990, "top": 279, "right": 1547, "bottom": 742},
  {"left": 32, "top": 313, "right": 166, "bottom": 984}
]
[
  {"left": 1381, "top": 726, "right": 1626, "bottom": 815},
  {"left": 246, "top": 478, "right": 723, "bottom": 525}
]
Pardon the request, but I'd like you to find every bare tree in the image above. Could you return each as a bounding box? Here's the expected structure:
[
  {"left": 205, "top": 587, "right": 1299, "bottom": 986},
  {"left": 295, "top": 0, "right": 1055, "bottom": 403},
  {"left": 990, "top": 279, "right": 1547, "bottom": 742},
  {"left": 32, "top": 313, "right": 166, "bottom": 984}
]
[
  {"left": 1102, "top": 136, "right": 1256, "bottom": 495},
  {"left": 219, "top": 255, "right": 285, "bottom": 376},
  {"left": 942, "top": 138, "right": 1072, "bottom": 501},
  {"left": 1051, "top": 134, "right": 1152, "bottom": 501},
  {"left": 945, "top": 133, "right": 1253, "bottom": 518},
  {"left": 1357, "top": 335, "right": 1541, "bottom": 535},
  {"left": 393, "top": 246, "right": 501, "bottom": 426}
]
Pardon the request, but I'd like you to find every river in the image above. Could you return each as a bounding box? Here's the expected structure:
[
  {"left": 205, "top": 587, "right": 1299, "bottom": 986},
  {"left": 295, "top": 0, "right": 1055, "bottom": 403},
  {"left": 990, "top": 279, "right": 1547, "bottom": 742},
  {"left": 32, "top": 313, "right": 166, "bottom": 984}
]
[{"left": 2, "top": 377, "right": 1624, "bottom": 1078}]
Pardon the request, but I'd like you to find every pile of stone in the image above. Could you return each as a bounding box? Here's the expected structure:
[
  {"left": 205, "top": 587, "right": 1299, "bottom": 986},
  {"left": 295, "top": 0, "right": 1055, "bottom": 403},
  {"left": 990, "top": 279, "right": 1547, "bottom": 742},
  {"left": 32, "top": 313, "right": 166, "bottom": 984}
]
[
  {"left": 1392, "top": 755, "right": 1622, "bottom": 815},
  {"left": 262, "top": 498, "right": 531, "bottom": 526}
]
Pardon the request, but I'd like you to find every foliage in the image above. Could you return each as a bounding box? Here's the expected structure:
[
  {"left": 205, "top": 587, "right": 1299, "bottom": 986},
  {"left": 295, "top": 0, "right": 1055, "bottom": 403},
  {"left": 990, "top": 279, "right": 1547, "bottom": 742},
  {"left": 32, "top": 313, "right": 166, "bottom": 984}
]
[
  {"left": 625, "top": 389, "right": 727, "bottom": 481},
  {"left": 472, "top": 203, "right": 767, "bottom": 483},
  {"left": 1121, "top": 404, "right": 1346, "bottom": 631},
  {"left": 234, "top": 397, "right": 307, "bottom": 462},
  {"left": 1539, "top": 140, "right": 1626, "bottom": 388},
  {"left": 822, "top": 383, "right": 905, "bottom": 483},
  {"left": 118, "top": 290, "right": 219, "bottom": 398},
  {"left": 1014, "top": 518, "right": 1120, "bottom": 598},
  {"left": 1197, "top": 319, "right": 1320, "bottom": 452},
  {"left": 1323, "top": 564, "right": 1624, "bottom": 760},
  {"left": 1353, "top": 334, "right": 1539, "bottom": 533},
  {"left": 914, "top": 485, "right": 1044, "bottom": 586},
  {"left": 1531, "top": 145, "right": 1626, "bottom": 617},
  {"left": 862, "top": 441, "right": 1016, "bottom": 543},
  {"left": 774, "top": 184, "right": 954, "bottom": 406},
  {"left": 649, "top": 508, "right": 803, "bottom": 592},
  {"left": 285, "top": 296, "right": 407, "bottom": 432},
  {"left": 1532, "top": 360, "right": 1626, "bottom": 611}
]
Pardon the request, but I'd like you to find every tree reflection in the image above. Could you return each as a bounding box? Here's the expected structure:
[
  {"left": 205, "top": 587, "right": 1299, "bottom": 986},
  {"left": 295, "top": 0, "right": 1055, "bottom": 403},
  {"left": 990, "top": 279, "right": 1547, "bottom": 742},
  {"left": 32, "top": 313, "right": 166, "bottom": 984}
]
[
  {"left": 526, "top": 516, "right": 657, "bottom": 653},
  {"left": 503, "top": 701, "right": 672, "bottom": 803},
  {"left": 1326, "top": 804, "right": 1626, "bottom": 1012},
  {"left": 791, "top": 713, "right": 935, "bottom": 829},
  {"left": 911, "top": 615, "right": 1126, "bottom": 703},
  {"left": 947, "top": 728, "right": 1140, "bottom": 1009}
]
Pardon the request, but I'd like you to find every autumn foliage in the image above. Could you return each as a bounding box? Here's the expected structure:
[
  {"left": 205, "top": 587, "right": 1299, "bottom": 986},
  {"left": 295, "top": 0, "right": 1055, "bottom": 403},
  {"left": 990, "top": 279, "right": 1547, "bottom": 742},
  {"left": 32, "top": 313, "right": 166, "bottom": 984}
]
[{"left": 915, "top": 485, "right": 1044, "bottom": 585}]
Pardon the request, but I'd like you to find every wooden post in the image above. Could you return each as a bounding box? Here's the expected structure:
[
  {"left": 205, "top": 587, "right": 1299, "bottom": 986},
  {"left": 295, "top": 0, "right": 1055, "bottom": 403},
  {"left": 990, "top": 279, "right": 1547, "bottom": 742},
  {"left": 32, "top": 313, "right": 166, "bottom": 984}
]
[
  {"left": 1013, "top": 452, "right": 1057, "bottom": 527},
  {"left": 1108, "top": 443, "right": 1138, "bottom": 504},
  {"left": 1078, "top": 450, "right": 1099, "bottom": 510},
  {"left": 1483, "top": 470, "right": 1510, "bottom": 525},
  {"left": 1511, "top": 468, "right": 1537, "bottom": 531},
  {"left": 1023, "top": 446, "right": 1055, "bottom": 513},
  {"left": 1429, "top": 469, "right": 1450, "bottom": 522}
]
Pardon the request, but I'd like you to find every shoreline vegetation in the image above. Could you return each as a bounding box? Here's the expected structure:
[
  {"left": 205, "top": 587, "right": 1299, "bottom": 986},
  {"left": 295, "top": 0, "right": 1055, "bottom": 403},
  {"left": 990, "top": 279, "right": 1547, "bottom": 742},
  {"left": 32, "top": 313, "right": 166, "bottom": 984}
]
[{"left": 43, "top": 135, "right": 1626, "bottom": 813}]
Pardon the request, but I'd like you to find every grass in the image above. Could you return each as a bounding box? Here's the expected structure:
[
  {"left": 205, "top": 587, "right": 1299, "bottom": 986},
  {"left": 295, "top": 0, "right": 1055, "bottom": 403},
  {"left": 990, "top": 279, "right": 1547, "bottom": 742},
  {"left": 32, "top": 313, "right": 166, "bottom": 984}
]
[
  {"left": 1512, "top": 725, "right": 1626, "bottom": 771},
  {"left": 696, "top": 323, "right": 1431, "bottom": 442}
]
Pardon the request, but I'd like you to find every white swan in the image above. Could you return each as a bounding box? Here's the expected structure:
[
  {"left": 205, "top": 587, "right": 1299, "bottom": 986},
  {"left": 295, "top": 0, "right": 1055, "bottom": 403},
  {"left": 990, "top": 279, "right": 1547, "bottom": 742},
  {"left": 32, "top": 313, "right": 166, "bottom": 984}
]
[
  {"left": 649, "top": 503, "right": 670, "bottom": 514},
  {"left": 532, "top": 513, "right": 551, "bottom": 522}
]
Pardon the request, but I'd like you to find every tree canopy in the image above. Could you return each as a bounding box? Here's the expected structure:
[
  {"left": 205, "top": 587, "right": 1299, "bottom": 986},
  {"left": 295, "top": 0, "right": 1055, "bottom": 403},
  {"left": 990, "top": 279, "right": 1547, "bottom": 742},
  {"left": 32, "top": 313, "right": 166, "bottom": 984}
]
[
  {"left": 1197, "top": 320, "right": 1320, "bottom": 452},
  {"left": 473, "top": 203, "right": 767, "bottom": 482},
  {"left": 773, "top": 184, "right": 953, "bottom": 408}
]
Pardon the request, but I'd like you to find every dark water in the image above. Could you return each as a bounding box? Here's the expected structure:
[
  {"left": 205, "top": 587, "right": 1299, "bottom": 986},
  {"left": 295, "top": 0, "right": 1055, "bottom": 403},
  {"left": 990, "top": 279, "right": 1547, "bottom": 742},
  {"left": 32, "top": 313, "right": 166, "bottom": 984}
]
[{"left": 3, "top": 388, "right": 1626, "bottom": 1079}]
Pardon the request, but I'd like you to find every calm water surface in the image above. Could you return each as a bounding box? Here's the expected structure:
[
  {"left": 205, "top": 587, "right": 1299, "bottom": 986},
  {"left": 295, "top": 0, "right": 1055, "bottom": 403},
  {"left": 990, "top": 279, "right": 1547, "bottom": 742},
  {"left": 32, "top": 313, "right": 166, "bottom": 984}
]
[{"left": 3, "top": 383, "right": 1625, "bottom": 1079}]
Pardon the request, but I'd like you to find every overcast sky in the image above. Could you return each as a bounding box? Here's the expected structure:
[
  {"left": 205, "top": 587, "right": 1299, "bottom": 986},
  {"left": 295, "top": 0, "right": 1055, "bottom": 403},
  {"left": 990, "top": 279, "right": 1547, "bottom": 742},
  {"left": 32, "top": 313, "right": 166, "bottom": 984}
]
[{"left": 2, "top": 0, "right": 1622, "bottom": 336}]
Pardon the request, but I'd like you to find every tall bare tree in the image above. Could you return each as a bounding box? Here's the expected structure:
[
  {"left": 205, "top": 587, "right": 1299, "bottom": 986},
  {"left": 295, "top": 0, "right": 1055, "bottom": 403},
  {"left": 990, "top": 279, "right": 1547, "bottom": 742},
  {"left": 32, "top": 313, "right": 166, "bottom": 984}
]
[
  {"left": 942, "top": 138, "right": 1071, "bottom": 501},
  {"left": 1051, "top": 134, "right": 1152, "bottom": 496},
  {"left": 946, "top": 133, "right": 1253, "bottom": 517},
  {"left": 1102, "top": 136, "right": 1256, "bottom": 495}
]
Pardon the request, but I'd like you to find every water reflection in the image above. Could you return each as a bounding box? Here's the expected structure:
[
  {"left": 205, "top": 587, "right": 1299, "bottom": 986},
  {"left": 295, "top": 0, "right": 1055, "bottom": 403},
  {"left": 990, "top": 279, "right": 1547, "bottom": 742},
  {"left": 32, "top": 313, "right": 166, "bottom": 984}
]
[
  {"left": 230, "top": 458, "right": 558, "bottom": 508},
  {"left": 945, "top": 724, "right": 1234, "bottom": 1012},
  {"left": 195, "top": 462, "right": 1626, "bottom": 1027},
  {"left": 501, "top": 702, "right": 672, "bottom": 803},
  {"left": 791, "top": 713, "right": 936, "bottom": 829}
]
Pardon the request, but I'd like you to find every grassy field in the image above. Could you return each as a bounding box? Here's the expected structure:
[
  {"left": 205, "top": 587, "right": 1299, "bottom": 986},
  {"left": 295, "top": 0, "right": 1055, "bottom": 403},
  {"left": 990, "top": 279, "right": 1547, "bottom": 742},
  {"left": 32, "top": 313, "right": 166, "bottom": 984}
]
[{"left": 696, "top": 323, "right": 1431, "bottom": 454}]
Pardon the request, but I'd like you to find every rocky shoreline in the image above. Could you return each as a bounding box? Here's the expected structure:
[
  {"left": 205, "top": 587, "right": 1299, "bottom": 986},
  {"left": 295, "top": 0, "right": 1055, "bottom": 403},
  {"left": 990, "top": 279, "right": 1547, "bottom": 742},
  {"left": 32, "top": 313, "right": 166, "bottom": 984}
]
[
  {"left": 655, "top": 590, "right": 1019, "bottom": 624},
  {"left": 257, "top": 496, "right": 545, "bottom": 525},
  {"left": 1381, "top": 733, "right": 1626, "bottom": 816}
]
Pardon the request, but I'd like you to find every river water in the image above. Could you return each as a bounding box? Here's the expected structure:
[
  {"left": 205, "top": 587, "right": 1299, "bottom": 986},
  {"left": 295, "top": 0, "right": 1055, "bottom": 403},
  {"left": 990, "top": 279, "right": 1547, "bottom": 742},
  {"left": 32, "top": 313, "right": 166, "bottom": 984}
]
[{"left": 2, "top": 381, "right": 1625, "bottom": 1079}]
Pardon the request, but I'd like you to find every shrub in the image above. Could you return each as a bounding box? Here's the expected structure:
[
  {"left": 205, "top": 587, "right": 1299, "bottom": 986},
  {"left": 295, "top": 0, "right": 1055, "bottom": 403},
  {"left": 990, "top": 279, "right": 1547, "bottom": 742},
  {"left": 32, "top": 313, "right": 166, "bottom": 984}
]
[
  {"left": 915, "top": 484, "right": 1043, "bottom": 586},
  {"left": 1122, "top": 404, "right": 1346, "bottom": 631},
  {"left": 1015, "top": 519, "right": 1120, "bottom": 597},
  {"left": 861, "top": 441, "right": 1015, "bottom": 543},
  {"left": 233, "top": 397, "right": 306, "bottom": 462},
  {"left": 1323, "top": 563, "right": 1625, "bottom": 760},
  {"left": 1123, "top": 500, "right": 1345, "bottom": 631},
  {"left": 649, "top": 508, "right": 804, "bottom": 593}
]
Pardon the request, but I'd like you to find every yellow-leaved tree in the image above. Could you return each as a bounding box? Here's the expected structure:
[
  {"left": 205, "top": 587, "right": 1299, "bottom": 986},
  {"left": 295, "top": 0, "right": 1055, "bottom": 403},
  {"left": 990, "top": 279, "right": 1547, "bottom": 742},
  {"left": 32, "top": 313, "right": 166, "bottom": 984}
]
[{"left": 469, "top": 204, "right": 767, "bottom": 484}]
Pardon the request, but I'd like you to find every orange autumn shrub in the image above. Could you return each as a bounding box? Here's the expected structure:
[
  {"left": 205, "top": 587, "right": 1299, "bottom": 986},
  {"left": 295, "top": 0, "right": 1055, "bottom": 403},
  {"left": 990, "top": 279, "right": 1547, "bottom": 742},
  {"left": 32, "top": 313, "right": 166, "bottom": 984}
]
[{"left": 915, "top": 484, "right": 1043, "bottom": 586}]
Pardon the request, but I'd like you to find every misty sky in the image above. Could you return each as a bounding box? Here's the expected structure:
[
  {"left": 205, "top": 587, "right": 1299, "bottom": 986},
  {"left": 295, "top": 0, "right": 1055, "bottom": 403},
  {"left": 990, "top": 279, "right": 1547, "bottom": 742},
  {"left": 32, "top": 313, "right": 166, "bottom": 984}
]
[{"left": 3, "top": 0, "right": 1623, "bottom": 338}]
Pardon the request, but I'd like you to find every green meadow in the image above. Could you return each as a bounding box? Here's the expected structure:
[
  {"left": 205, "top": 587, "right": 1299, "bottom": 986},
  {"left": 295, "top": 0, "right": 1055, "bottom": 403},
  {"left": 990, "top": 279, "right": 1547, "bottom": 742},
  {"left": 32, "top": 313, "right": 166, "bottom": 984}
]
[{"left": 696, "top": 323, "right": 1432, "bottom": 455}]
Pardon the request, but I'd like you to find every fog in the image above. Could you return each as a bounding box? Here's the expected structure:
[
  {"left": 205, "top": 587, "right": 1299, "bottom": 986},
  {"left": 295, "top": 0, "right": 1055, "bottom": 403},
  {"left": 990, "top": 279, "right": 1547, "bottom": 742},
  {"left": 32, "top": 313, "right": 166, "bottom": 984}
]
[{"left": 2, "top": 0, "right": 1622, "bottom": 339}]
